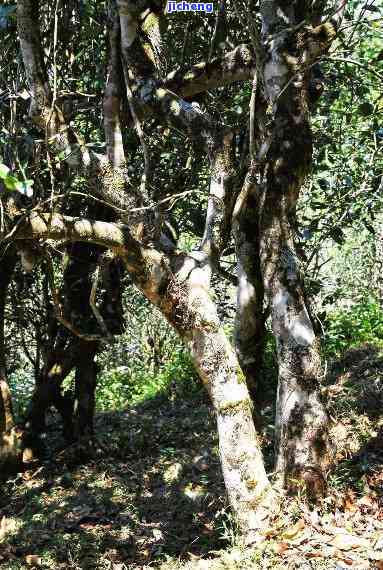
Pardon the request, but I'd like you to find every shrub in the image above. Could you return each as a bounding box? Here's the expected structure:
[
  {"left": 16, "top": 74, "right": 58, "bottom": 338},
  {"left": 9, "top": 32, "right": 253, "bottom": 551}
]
[
  {"left": 96, "top": 347, "right": 199, "bottom": 410},
  {"left": 322, "top": 299, "right": 383, "bottom": 357}
]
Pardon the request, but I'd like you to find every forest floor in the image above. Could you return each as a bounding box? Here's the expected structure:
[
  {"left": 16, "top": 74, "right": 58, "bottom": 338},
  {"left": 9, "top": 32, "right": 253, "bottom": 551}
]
[{"left": 0, "top": 342, "right": 383, "bottom": 569}]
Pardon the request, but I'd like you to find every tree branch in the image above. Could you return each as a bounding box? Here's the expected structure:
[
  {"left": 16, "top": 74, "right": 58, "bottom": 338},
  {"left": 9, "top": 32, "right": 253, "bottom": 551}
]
[{"left": 164, "top": 44, "right": 255, "bottom": 99}]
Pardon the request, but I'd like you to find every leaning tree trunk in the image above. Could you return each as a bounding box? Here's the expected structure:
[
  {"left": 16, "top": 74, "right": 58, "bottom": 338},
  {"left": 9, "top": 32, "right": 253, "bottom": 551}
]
[
  {"left": 190, "top": 319, "right": 272, "bottom": 535},
  {"left": 155, "top": 258, "right": 274, "bottom": 537},
  {"left": 0, "top": 248, "right": 21, "bottom": 478}
]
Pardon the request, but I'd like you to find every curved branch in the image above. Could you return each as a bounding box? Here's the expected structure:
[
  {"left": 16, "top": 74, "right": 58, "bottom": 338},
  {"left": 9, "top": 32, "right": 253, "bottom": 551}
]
[{"left": 164, "top": 44, "right": 255, "bottom": 98}]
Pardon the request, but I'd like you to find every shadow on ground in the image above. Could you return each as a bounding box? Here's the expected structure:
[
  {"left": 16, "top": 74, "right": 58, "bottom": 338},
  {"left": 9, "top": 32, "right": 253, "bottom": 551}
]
[
  {"left": 1, "top": 343, "right": 383, "bottom": 569},
  {"left": 0, "top": 387, "right": 228, "bottom": 569},
  {"left": 327, "top": 343, "right": 383, "bottom": 500}
]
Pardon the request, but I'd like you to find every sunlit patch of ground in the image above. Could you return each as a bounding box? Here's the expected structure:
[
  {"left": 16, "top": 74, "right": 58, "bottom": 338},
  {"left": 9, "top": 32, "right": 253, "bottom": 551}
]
[{"left": 0, "top": 343, "right": 382, "bottom": 569}]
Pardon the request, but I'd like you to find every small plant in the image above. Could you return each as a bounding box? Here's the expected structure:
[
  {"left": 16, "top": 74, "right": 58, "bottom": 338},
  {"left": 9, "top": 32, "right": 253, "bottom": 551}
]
[
  {"left": 96, "top": 348, "right": 199, "bottom": 411},
  {"left": 322, "top": 299, "right": 383, "bottom": 357},
  {"left": 214, "top": 507, "right": 240, "bottom": 548}
]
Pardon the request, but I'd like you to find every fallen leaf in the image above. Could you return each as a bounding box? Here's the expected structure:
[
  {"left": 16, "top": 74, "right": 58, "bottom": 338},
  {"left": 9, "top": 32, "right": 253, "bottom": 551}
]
[
  {"left": 282, "top": 519, "right": 305, "bottom": 540},
  {"left": 343, "top": 491, "right": 358, "bottom": 512},
  {"left": 330, "top": 533, "right": 370, "bottom": 551},
  {"left": 306, "top": 549, "right": 325, "bottom": 558},
  {"left": 273, "top": 542, "right": 290, "bottom": 554},
  {"left": 25, "top": 554, "right": 42, "bottom": 566},
  {"left": 335, "top": 555, "right": 353, "bottom": 566}
]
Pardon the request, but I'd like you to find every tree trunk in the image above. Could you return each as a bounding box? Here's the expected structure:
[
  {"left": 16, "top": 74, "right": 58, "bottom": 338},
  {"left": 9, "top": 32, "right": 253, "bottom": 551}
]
[
  {"left": 233, "top": 169, "right": 268, "bottom": 408},
  {"left": 157, "top": 258, "right": 274, "bottom": 537},
  {"left": 24, "top": 335, "right": 77, "bottom": 444},
  {"left": 25, "top": 241, "right": 107, "bottom": 446},
  {"left": 255, "top": 4, "right": 336, "bottom": 493},
  {"left": 374, "top": 206, "right": 383, "bottom": 308},
  {"left": 73, "top": 340, "right": 99, "bottom": 441},
  {"left": 259, "top": 203, "right": 332, "bottom": 494},
  {"left": 0, "top": 249, "right": 21, "bottom": 478}
]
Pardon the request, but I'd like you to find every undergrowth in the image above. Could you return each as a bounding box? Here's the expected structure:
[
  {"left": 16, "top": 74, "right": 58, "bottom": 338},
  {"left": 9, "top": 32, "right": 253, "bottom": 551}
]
[{"left": 322, "top": 299, "right": 383, "bottom": 357}]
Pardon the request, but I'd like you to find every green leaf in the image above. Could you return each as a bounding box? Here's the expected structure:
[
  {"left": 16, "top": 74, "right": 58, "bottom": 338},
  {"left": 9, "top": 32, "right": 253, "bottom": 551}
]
[
  {"left": 4, "top": 175, "right": 19, "bottom": 190},
  {"left": 0, "top": 163, "right": 10, "bottom": 179}
]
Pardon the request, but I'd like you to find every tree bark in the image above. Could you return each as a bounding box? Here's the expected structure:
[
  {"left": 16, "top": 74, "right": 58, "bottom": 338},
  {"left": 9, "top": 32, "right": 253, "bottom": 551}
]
[
  {"left": 177, "top": 264, "right": 273, "bottom": 535},
  {"left": 253, "top": 2, "right": 339, "bottom": 493},
  {"left": 233, "top": 169, "right": 268, "bottom": 407},
  {"left": 73, "top": 340, "right": 99, "bottom": 441},
  {"left": 0, "top": 249, "right": 21, "bottom": 478}
]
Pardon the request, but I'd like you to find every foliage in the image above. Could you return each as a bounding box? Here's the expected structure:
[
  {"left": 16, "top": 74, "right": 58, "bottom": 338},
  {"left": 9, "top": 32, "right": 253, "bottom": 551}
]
[
  {"left": 96, "top": 348, "right": 199, "bottom": 411},
  {"left": 0, "top": 0, "right": 383, "bottom": 566},
  {"left": 7, "top": 369, "right": 33, "bottom": 421},
  {"left": 297, "top": 1, "right": 383, "bottom": 310},
  {"left": 323, "top": 299, "right": 383, "bottom": 357}
]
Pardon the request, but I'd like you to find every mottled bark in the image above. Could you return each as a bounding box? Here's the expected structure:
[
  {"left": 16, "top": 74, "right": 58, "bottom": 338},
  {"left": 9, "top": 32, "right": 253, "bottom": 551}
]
[
  {"left": 167, "top": 261, "right": 273, "bottom": 536},
  {"left": 253, "top": 1, "right": 340, "bottom": 492},
  {"left": 164, "top": 44, "right": 255, "bottom": 98}
]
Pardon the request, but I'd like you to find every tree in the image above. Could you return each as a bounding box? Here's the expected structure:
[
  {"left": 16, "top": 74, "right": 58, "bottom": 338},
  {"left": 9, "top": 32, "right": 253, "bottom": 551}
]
[
  {"left": 0, "top": 246, "right": 20, "bottom": 478},
  {"left": 0, "top": 0, "right": 351, "bottom": 537}
]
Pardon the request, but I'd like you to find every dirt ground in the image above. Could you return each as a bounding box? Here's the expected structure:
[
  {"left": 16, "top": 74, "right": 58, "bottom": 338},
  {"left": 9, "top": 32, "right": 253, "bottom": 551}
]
[{"left": 0, "top": 343, "right": 382, "bottom": 569}]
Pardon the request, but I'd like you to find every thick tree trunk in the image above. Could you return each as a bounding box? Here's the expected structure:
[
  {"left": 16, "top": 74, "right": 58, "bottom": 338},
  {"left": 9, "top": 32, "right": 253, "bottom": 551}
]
[
  {"left": 255, "top": 3, "right": 337, "bottom": 493},
  {"left": 163, "top": 261, "right": 274, "bottom": 536},
  {"left": 259, "top": 204, "right": 332, "bottom": 493}
]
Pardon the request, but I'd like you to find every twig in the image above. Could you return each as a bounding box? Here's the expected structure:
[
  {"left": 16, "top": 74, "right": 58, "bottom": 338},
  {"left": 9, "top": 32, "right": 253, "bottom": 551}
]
[
  {"left": 45, "top": 250, "right": 111, "bottom": 344},
  {"left": 123, "top": 71, "right": 151, "bottom": 202},
  {"left": 327, "top": 56, "right": 383, "bottom": 82},
  {"left": 89, "top": 255, "right": 114, "bottom": 342}
]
